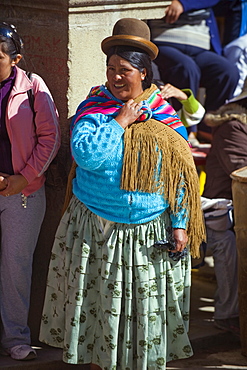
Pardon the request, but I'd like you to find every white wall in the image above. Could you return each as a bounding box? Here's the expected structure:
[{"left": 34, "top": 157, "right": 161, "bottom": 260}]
[{"left": 68, "top": 0, "right": 170, "bottom": 116}]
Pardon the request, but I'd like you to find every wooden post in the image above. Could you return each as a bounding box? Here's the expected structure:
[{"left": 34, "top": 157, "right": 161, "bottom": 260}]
[{"left": 231, "top": 166, "right": 247, "bottom": 356}]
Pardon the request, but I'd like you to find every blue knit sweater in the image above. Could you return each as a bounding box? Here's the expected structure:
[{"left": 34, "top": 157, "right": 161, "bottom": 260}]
[{"left": 71, "top": 112, "right": 188, "bottom": 227}]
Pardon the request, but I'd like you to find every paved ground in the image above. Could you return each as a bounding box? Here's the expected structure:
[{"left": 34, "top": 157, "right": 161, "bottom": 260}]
[
  {"left": 1, "top": 258, "right": 247, "bottom": 369},
  {"left": 167, "top": 273, "right": 247, "bottom": 369}
]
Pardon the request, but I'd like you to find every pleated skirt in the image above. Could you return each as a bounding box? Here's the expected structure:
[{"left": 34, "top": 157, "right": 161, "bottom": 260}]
[{"left": 39, "top": 195, "right": 193, "bottom": 369}]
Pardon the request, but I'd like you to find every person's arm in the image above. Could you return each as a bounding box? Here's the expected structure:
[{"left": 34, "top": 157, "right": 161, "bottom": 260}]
[
  {"left": 20, "top": 74, "right": 61, "bottom": 184},
  {"left": 72, "top": 97, "right": 145, "bottom": 169},
  {"left": 175, "top": 0, "right": 222, "bottom": 54},
  {"left": 224, "top": 44, "right": 242, "bottom": 62},
  {"left": 179, "top": 0, "right": 220, "bottom": 13},
  {"left": 0, "top": 174, "right": 28, "bottom": 197},
  {"left": 114, "top": 99, "right": 143, "bottom": 129},
  {"left": 71, "top": 113, "right": 125, "bottom": 170},
  {"left": 214, "top": 120, "right": 247, "bottom": 176},
  {"left": 165, "top": 0, "right": 184, "bottom": 23},
  {"left": 172, "top": 228, "right": 188, "bottom": 252},
  {"left": 158, "top": 84, "right": 205, "bottom": 126},
  {"left": 1, "top": 74, "right": 61, "bottom": 197},
  {"left": 179, "top": 89, "right": 205, "bottom": 127},
  {"left": 0, "top": 176, "right": 8, "bottom": 191},
  {"left": 170, "top": 180, "right": 189, "bottom": 252},
  {"left": 170, "top": 183, "right": 188, "bottom": 228},
  {"left": 158, "top": 83, "right": 187, "bottom": 101},
  {"left": 164, "top": 0, "right": 220, "bottom": 23}
]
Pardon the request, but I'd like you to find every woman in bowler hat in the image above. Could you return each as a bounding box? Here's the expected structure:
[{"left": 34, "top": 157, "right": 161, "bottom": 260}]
[{"left": 39, "top": 18, "right": 205, "bottom": 369}]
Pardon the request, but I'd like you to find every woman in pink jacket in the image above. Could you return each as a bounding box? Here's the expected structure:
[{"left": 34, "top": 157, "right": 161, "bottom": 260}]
[{"left": 0, "top": 22, "right": 60, "bottom": 360}]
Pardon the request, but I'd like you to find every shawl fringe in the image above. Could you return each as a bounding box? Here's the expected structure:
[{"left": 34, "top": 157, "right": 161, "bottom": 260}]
[{"left": 121, "top": 118, "right": 205, "bottom": 258}]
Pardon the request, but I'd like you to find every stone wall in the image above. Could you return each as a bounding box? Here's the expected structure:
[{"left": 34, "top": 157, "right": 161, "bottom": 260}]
[{"left": 0, "top": 0, "right": 170, "bottom": 343}]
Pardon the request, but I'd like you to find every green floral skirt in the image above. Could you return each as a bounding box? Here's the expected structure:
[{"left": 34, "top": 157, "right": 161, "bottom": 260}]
[{"left": 39, "top": 196, "right": 193, "bottom": 369}]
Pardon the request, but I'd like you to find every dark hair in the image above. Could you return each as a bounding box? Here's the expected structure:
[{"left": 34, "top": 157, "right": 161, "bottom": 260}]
[
  {"left": 106, "top": 45, "right": 153, "bottom": 90},
  {"left": 0, "top": 22, "right": 23, "bottom": 60}
]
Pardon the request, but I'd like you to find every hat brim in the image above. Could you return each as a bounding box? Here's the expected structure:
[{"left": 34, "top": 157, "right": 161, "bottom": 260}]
[{"left": 101, "top": 35, "right": 158, "bottom": 60}]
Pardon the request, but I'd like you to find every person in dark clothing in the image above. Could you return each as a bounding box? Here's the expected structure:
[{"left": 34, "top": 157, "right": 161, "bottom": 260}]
[
  {"left": 203, "top": 85, "right": 247, "bottom": 199},
  {"left": 213, "top": 0, "right": 247, "bottom": 47},
  {"left": 201, "top": 82, "right": 247, "bottom": 336},
  {"left": 148, "top": 0, "right": 239, "bottom": 141},
  {"left": 213, "top": 0, "right": 247, "bottom": 97}
]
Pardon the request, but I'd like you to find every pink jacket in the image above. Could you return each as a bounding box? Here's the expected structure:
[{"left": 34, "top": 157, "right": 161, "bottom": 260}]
[{"left": 5, "top": 66, "right": 61, "bottom": 196}]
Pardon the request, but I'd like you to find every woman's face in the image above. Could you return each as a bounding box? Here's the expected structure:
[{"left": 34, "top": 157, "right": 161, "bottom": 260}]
[
  {"left": 0, "top": 47, "right": 13, "bottom": 82},
  {"left": 106, "top": 54, "right": 146, "bottom": 101},
  {"left": 0, "top": 45, "right": 21, "bottom": 82}
]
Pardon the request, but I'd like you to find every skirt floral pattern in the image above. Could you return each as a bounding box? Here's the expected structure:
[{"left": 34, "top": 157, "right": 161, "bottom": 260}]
[{"left": 39, "top": 196, "right": 193, "bottom": 369}]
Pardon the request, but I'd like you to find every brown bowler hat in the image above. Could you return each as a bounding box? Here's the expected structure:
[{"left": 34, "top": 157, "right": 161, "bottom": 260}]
[{"left": 101, "top": 18, "right": 158, "bottom": 60}]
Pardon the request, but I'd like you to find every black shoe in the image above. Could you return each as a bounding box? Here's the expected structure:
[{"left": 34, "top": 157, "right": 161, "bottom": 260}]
[{"left": 214, "top": 317, "right": 240, "bottom": 337}]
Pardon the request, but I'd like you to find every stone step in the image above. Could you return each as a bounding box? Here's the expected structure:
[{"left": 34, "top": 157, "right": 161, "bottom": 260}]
[
  {"left": 0, "top": 346, "right": 89, "bottom": 369},
  {"left": 0, "top": 332, "right": 237, "bottom": 370}
]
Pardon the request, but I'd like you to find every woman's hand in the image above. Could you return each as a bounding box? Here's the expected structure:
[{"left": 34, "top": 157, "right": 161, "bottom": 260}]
[
  {"left": 0, "top": 172, "right": 10, "bottom": 178},
  {"left": 172, "top": 228, "right": 188, "bottom": 252},
  {"left": 159, "top": 83, "right": 188, "bottom": 101},
  {"left": 0, "top": 176, "right": 8, "bottom": 191},
  {"left": 165, "top": 0, "right": 184, "bottom": 24},
  {"left": 0, "top": 174, "right": 28, "bottom": 197},
  {"left": 115, "top": 99, "right": 143, "bottom": 129}
]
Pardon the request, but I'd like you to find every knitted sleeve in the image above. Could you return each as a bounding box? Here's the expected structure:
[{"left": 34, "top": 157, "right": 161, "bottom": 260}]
[
  {"left": 170, "top": 182, "right": 189, "bottom": 229},
  {"left": 71, "top": 113, "right": 124, "bottom": 170}
]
